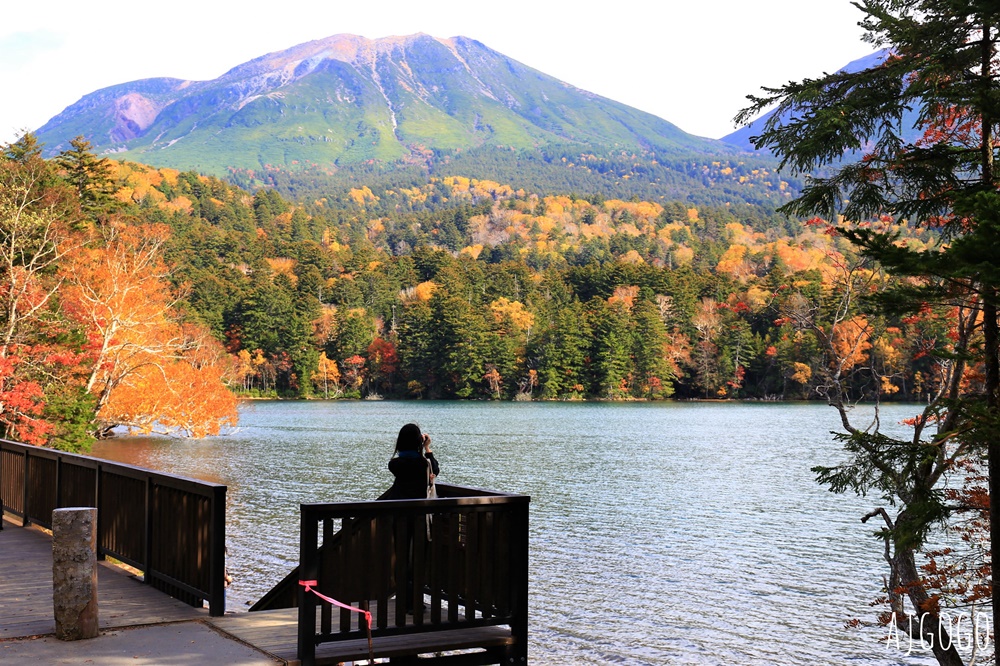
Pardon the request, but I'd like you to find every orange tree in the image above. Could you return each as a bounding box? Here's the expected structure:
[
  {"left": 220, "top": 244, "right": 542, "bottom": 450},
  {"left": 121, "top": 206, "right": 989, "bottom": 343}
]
[
  {"left": 738, "top": 2, "right": 1000, "bottom": 664},
  {"left": 1, "top": 134, "right": 238, "bottom": 447},
  {"left": 60, "top": 222, "right": 237, "bottom": 438}
]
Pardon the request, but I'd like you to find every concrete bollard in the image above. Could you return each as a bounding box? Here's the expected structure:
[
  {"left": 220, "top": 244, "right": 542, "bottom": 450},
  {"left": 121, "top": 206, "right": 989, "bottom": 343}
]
[{"left": 52, "top": 507, "right": 99, "bottom": 640}]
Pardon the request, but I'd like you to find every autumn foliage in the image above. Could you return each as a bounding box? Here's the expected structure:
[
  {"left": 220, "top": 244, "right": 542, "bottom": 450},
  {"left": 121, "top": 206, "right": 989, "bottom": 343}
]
[
  {"left": 0, "top": 132, "right": 966, "bottom": 448},
  {"left": 0, "top": 135, "right": 237, "bottom": 449}
]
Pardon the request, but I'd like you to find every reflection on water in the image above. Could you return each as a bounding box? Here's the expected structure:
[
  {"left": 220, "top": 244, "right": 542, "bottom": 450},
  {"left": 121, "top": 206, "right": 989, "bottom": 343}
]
[{"left": 92, "top": 400, "right": 937, "bottom": 665}]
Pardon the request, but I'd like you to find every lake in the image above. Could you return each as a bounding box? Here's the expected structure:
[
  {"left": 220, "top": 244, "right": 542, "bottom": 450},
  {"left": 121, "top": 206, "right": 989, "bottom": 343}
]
[{"left": 92, "top": 400, "right": 944, "bottom": 665}]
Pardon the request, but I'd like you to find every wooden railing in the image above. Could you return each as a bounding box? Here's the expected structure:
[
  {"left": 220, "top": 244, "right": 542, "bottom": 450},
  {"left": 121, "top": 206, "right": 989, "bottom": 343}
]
[
  {"left": 294, "top": 484, "right": 529, "bottom": 665},
  {"left": 0, "top": 439, "right": 227, "bottom": 616}
]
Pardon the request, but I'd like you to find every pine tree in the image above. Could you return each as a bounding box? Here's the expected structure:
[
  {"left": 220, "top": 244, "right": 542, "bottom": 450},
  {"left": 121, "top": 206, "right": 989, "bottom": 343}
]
[
  {"left": 55, "top": 136, "right": 116, "bottom": 217},
  {"left": 590, "top": 297, "right": 633, "bottom": 400},
  {"left": 535, "top": 299, "right": 590, "bottom": 399}
]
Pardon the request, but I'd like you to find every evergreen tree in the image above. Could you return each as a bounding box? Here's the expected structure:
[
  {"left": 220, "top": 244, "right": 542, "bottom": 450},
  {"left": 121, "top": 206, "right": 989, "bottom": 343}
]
[
  {"left": 632, "top": 299, "right": 674, "bottom": 399},
  {"left": 55, "top": 136, "right": 115, "bottom": 217},
  {"left": 434, "top": 294, "right": 491, "bottom": 399},
  {"left": 535, "top": 299, "right": 590, "bottom": 399},
  {"left": 397, "top": 299, "right": 437, "bottom": 397},
  {"left": 738, "top": 2, "right": 1000, "bottom": 662},
  {"left": 589, "top": 298, "right": 634, "bottom": 399}
]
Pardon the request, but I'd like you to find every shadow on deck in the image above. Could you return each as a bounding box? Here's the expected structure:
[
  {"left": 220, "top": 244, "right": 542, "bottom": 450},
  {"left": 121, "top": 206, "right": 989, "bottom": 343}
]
[{"left": 0, "top": 515, "right": 208, "bottom": 640}]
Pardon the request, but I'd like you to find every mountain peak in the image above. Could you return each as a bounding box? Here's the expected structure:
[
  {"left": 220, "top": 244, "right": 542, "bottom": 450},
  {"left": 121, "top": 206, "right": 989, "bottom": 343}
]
[
  {"left": 218, "top": 33, "right": 476, "bottom": 81},
  {"left": 721, "top": 49, "right": 891, "bottom": 152}
]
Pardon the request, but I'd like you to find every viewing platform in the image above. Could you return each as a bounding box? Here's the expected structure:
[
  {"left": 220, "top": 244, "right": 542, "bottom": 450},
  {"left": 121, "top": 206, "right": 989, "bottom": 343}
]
[{"left": 1, "top": 439, "right": 530, "bottom": 665}]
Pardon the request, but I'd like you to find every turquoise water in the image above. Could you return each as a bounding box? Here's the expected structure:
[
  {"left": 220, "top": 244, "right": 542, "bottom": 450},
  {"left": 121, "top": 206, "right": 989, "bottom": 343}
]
[{"left": 93, "top": 401, "right": 943, "bottom": 665}]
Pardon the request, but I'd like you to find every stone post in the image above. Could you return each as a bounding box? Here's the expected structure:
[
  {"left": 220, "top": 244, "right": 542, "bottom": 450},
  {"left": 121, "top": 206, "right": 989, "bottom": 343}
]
[{"left": 52, "top": 507, "right": 99, "bottom": 640}]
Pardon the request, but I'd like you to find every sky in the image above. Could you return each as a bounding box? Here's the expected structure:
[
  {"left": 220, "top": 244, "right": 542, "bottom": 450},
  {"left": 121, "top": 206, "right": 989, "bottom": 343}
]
[{"left": 1, "top": 0, "right": 873, "bottom": 145}]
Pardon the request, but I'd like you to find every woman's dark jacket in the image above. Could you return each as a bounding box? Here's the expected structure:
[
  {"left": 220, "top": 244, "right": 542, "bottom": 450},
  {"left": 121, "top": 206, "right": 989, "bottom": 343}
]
[{"left": 386, "top": 451, "right": 439, "bottom": 499}]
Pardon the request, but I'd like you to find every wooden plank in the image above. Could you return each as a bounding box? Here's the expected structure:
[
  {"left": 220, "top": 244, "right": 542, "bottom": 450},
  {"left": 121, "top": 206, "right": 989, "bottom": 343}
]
[
  {"left": 447, "top": 512, "right": 461, "bottom": 624},
  {"left": 464, "top": 510, "right": 478, "bottom": 620},
  {"left": 393, "top": 516, "right": 408, "bottom": 626},
  {"left": 480, "top": 512, "right": 495, "bottom": 619},
  {"left": 209, "top": 606, "right": 513, "bottom": 664},
  {"left": 321, "top": 517, "right": 333, "bottom": 635},
  {"left": 313, "top": 626, "right": 513, "bottom": 664}
]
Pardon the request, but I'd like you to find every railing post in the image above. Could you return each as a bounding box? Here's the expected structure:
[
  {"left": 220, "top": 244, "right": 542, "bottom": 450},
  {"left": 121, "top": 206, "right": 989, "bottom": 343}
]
[
  {"left": 94, "top": 464, "right": 105, "bottom": 561},
  {"left": 143, "top": 476, "right": 154, "bottom": 585},
  {"left": 21, "top": 445, "right": 29, "bottom": 527},
  {"left": 209, "top": 484, "right": 227, "bottom": 616},
  {"left": 509, "top": 500, "right": 529, "bottom": 664},
  {"left": 298, "top": 505, "right": 318, "bottom": 666},
  {"left": 55, "top": 456, "right": 62, "bottom": 510}
]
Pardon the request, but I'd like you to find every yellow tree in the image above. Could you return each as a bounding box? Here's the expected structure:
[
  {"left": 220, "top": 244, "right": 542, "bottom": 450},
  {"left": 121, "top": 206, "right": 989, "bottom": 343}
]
[
  {"left": 311, "top": 352, "right": 341, "bottom": 398},
  {"left": 61, "top": 222, "right": 237, "bottom": 437}
]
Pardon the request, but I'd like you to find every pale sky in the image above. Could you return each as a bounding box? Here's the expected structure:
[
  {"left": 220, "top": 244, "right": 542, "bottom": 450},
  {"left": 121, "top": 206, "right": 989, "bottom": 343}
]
[{"left": 1, "top": 0, "right": 871, "bottom": 145}]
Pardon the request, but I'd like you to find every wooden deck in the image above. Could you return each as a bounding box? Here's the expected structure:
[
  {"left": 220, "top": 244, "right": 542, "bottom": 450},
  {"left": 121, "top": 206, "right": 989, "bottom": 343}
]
[
  {"left": 0, "top": 515, "right": 208, "bottom": 640},
  {"left": 211, "top": 602, "right": 514, "bottom": 665},
  {"left": 1, "top": 515, "right": 513, "bottom": 665}
]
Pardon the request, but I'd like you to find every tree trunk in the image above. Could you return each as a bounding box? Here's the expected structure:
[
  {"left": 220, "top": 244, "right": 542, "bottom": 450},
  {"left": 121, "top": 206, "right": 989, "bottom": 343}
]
[
  {"left": 891, "top": 542, "right": 965, "bottom": 666},
  {"left": 984, "top": 298, "right": 999, "bottom": 652}
]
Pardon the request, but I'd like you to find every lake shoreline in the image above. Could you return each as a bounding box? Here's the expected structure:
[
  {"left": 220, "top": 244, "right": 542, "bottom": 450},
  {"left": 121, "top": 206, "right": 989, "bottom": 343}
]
[{"left": 234, "top": 394, "right": 885, "bottom": 405}]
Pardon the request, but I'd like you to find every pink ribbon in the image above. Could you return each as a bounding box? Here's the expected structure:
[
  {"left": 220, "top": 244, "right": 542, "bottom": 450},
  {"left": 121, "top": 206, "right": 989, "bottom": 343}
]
[{"left": 299, "top": 580, "right": 373, "bottom": 661}]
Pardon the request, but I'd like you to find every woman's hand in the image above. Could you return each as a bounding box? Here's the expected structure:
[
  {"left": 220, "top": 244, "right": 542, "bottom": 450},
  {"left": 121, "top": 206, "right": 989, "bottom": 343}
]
[{"left": 423, "top": 434, "right": 432, "bottom": 454}]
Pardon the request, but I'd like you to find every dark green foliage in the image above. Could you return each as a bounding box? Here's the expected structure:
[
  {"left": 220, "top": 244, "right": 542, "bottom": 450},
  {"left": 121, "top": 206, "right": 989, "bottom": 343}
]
[
  {"left": 534, "top": 300, "right": 591, "bottom": 399},
  {"left": 589, "top": 298, "right": 634, "bottom": 399},
  {"left": 43, "top": 387, "right": 97, "bottom": 454},
  {"left": 397, "top": 299, "right": 438, "bottom": 398},
  {"left": 632, "top": 300, "right": 674, "bottom": 399},
  {"left": 55, "top": 136, "right": 116, "bottom": 217}
]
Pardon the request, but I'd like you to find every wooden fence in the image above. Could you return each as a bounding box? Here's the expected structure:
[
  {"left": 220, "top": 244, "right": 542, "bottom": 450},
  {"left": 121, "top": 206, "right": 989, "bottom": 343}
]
[{"left": 0, "top": 439, "right": 227, "bottom": 616}]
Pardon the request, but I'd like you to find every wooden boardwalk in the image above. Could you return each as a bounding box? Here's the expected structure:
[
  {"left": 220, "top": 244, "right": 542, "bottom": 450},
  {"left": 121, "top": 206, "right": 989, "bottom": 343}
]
[
  {"left": 1, "top": 516, "right": 512, "bottom": 665},
  {"left": 0, "top": 516, "right": 208, "bottom": 640}
]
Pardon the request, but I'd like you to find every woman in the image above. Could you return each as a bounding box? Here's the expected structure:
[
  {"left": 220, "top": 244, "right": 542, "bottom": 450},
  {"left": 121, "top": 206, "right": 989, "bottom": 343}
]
[
  {"left": 386, "top": 423, "right": 439, "bottom": 613},
  {"left": 387, "top": 423, "right": 439, "bottom": 500}
]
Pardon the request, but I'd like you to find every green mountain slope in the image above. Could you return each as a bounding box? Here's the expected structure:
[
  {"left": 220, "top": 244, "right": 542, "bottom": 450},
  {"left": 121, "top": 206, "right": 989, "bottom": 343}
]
[{"left": 36, "top": 34, "right": 731, "bottom": 175}]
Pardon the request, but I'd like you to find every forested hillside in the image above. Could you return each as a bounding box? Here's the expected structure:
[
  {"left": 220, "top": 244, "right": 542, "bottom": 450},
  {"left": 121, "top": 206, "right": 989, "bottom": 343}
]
[
  {"left": 3, "top": 135, "right": 948, "bottom": 446},
  {"left": 231, "top": 144, "right": 803, "bottom": 212},
  {"left": 98, "top": 140, "right": 944, "bottom": 408}
]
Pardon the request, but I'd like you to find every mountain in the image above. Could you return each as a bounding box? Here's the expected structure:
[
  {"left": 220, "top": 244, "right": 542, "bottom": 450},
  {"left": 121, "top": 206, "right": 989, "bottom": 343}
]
[
  {"left": 36, "top": 33, "right": 733, "bottom": 176},
  {"left": 719, "top": 50, "right": 926, "bottom": 153}
]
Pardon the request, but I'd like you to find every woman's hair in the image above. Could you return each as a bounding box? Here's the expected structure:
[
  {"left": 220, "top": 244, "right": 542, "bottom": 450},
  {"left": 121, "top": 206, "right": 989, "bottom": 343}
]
[{"left": 395, "top": 423, "right": 423, "bottom": 453}]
